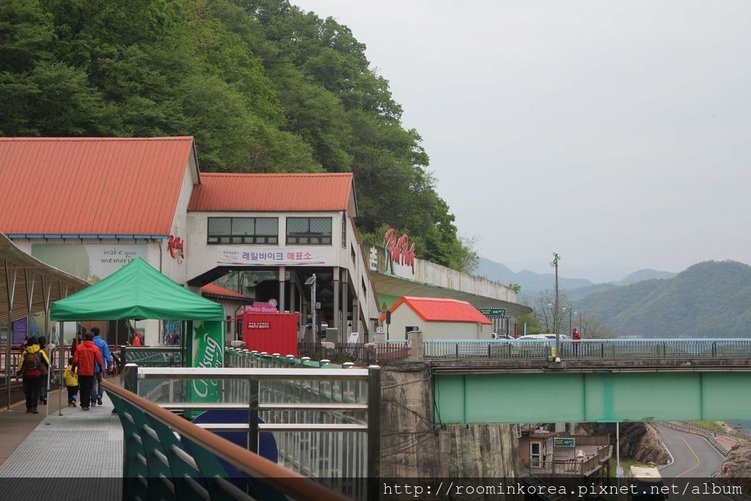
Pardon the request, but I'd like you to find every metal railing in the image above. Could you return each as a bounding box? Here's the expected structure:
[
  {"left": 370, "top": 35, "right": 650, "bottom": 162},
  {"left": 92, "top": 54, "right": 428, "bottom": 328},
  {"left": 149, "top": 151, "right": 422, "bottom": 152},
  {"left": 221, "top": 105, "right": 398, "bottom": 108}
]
[
  {"left": 103, "top": 378, "right": 350, "bottom": 501},
  {"left": 120, "top": 345, "right": 181, "bottom": 368},
  {"left": 662, "top": 421, "right": 732, "bottom": 456},
  {"left": 423, "top": 338, "right": 751, "bottom": 360},
  {"left": 124, "top": 362, "right": 380, "bottom": 499},
  {"left": 297, "top": 342, "right": 410, "bottom": 365}
]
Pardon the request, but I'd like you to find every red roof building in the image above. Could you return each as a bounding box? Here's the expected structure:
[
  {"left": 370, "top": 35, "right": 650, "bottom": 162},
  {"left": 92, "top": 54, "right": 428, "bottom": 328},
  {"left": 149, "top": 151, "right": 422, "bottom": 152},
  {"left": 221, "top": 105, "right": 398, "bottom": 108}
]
[
  {"left": 381, "top": 296, "right": 492, "bottom": 341},
  {"left": 0, "top": 137, "right": 197, "bottom": 237},
  {"left": 188, "top": 172, "right": 356, "bottom": 214}
]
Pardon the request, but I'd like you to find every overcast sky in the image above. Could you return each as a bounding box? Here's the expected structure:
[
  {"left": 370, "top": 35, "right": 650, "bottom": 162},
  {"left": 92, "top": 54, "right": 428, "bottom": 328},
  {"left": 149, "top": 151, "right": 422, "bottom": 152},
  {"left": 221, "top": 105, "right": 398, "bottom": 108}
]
[{"left": 293, "top": 0, "right": 751, "bottom": 282}]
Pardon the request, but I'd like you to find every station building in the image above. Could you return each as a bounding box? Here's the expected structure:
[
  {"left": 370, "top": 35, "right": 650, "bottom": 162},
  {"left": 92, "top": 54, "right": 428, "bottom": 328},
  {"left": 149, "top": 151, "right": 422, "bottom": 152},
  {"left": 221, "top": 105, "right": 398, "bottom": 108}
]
[{"left": 0, "top": 137, "right": 377, "bottom": 343}]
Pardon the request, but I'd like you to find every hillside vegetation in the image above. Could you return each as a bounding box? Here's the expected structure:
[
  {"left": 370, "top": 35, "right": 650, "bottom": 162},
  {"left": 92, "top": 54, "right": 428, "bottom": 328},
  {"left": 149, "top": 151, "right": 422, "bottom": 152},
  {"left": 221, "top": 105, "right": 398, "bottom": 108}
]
[
  {"left": 577, "top": 261, "right": 751, "bottom": 338},
  {"left": 0, "top": 0, "right": 475, "bottom": 270}
]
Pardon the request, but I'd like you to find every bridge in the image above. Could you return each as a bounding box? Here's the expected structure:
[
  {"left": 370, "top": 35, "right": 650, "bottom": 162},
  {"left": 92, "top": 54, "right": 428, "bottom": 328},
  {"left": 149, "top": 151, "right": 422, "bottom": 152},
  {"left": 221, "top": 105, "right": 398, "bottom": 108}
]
[{"left": 406, "top": 338, "right": 751, "bottom": 424}]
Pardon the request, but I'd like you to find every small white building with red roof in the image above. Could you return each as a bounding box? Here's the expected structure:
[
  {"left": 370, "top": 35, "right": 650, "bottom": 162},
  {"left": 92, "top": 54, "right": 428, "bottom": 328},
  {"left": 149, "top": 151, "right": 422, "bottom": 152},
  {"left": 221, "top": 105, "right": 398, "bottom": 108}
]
[{"left": 381, "top": 296, "right": 493, "bottom": 340}]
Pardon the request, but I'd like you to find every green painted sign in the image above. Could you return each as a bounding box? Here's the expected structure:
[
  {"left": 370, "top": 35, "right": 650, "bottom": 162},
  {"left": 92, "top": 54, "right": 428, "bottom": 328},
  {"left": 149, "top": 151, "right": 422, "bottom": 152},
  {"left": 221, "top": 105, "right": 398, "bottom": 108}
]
[
  {"left": 189, "top": 320, "right": 224, "bottom": 403},
  {"left": 554, "top": 437, "right": 576, "bottom": 448},
  {"left": 479, "top": 307, "right": 507, "bottom": 316}
]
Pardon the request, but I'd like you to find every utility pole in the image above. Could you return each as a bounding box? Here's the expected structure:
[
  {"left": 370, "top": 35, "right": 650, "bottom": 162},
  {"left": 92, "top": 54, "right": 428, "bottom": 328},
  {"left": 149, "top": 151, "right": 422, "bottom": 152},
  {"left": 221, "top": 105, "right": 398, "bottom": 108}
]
[{"left": 551, "top": 252, "right": 560, "bottom": 359}]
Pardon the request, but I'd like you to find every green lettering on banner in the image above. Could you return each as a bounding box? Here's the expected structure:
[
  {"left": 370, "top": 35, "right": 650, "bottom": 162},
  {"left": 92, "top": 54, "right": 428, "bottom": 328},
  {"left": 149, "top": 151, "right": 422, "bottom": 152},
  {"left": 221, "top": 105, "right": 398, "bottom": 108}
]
[{"left": 187, "top": 320, "right": 224, "bottom": 418}]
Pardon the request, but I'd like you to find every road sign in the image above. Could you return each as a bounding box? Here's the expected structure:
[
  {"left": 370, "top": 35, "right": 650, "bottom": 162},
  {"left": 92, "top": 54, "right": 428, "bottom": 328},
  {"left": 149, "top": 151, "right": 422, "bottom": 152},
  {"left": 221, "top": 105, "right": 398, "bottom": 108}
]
[
  {"left": 479, "top": 307, "right": 507, "bottom": 317},
  {"left": 553, "top": 437, "right": 576, "bottom": 448}
]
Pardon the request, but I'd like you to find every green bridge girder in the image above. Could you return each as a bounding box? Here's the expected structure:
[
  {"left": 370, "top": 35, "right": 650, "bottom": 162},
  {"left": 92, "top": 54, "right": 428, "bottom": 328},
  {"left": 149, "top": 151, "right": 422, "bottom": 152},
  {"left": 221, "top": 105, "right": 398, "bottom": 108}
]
[{"left": 434, "top": 371, "right": 751, "bottom": 423}]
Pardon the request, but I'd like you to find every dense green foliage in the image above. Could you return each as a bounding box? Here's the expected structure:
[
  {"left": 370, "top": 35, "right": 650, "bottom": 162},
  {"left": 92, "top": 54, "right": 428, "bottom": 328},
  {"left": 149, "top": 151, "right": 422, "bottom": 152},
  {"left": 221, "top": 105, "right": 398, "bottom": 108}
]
[
  {"left": 577, "top": 261, "right": 751, "bottom": 338},
  {"left": 0, "top": 0, "right": 475, "bottom": 270}
]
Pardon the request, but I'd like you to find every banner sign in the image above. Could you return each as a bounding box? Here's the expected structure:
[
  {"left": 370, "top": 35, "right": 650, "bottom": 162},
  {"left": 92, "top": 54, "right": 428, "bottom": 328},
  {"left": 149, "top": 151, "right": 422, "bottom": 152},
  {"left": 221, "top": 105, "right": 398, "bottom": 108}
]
[
  {"left": 217, "top": 248, "right": 323, "bottom": 267},
  {"left": 243, "top": 300, "right": 278, "bottom": 313},
  {"left": 189, "top": 320, "right": 224, "bottom": 404}
]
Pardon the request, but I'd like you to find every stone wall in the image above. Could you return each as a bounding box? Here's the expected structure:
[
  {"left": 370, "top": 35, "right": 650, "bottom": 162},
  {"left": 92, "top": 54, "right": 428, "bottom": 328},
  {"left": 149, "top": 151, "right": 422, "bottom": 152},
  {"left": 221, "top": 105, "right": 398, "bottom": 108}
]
[{"left": 380, "top": 363, "right": 520, "bottom": 477}]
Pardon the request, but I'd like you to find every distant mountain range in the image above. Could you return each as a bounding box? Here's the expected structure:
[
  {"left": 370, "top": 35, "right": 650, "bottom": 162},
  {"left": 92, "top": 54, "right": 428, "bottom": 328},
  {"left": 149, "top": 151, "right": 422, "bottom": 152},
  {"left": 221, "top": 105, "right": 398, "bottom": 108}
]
[
  {"left": 576, "top": 261, "right": 751, "bottom": 338},
  {"left": 476, "top": 258, "right": 751, "bottom": 338},
  {"left": 476, "top": 257, "right": 675, "bottom": 296}
]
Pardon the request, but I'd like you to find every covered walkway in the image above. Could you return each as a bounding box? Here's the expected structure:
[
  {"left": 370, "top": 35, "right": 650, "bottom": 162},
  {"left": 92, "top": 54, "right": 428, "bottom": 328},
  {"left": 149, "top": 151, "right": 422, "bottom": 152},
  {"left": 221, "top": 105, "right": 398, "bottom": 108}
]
[{"left": 1, "top": 232, "right": 89, "bottom": 408}]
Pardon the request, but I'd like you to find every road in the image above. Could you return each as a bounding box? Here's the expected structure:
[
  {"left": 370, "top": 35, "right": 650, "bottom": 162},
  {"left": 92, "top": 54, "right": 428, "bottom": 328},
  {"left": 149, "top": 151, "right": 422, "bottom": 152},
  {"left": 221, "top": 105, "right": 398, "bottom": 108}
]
[{"left": 655, "top": 423, "right": 738, "bottom": 501}]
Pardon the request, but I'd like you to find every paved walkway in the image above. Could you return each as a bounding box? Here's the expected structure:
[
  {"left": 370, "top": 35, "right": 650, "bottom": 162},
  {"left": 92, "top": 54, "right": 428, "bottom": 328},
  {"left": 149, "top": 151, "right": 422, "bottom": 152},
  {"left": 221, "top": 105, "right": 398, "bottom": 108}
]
[{"left": 0, "top": 388, "right": 123, "bottom": 500}]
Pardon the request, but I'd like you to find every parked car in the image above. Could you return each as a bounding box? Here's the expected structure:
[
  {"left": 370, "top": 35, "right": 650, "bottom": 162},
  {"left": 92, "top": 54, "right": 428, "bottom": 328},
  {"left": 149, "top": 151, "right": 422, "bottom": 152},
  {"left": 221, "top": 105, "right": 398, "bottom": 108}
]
[
  {"left": 491, "top": 333, "right": 514, "bottom": 340},
  {"left": 510, "top": 334, "right": 569, "bottom": 356}
]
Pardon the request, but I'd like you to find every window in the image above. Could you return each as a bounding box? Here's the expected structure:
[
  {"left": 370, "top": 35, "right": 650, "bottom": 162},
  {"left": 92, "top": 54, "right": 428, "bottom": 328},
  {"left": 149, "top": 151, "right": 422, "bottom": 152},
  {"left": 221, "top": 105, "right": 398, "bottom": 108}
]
[
  {"left": 286, "top": 217, "right": 332, "bottom": 245},
  {"left": 341, "top": 215, "right": 347, "bottom": 248},
  {"left": 531, "top": 442, "right": 541, "bottom": 468},
  {"left": 207, "top": 217, "right": 278, "bottom": 244}
]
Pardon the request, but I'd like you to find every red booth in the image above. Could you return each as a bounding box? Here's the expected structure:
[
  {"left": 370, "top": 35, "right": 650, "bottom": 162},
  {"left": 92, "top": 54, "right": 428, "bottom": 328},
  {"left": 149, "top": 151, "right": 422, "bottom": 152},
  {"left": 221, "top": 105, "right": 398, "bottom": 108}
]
[{"left": 242, "top": 311, "right": 299, "bottom": 357}]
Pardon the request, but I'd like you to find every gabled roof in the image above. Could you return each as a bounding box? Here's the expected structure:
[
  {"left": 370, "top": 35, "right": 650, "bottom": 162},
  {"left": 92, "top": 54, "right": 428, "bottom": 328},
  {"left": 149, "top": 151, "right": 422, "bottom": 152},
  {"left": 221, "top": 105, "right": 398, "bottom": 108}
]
[
  {"left": 188, "top": 173, "right": 356, "bottom": 213},
  {"left": 51, "top": 257, "right": 224, "bottom": 321},
  {"left": 382, "top": 296, "right": 492, "bottom": 324},
  {"left": 0, "top": 137, "right": 196, "bottom": 237}
]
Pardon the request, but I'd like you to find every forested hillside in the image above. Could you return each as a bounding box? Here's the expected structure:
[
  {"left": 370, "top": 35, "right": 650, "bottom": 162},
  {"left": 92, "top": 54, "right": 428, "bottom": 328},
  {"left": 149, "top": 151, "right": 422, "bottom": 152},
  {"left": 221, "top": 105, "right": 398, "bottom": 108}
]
[
  {"left": 0, "top": 0, "right": 475, "bottom": 270},
  {"left": 577, "top": 261, "right": 751, "bottom": 338}
]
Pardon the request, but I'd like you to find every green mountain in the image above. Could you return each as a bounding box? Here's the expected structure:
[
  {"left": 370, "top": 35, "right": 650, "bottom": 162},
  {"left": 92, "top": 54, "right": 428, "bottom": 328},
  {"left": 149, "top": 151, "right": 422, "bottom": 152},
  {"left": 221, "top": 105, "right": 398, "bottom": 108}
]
[
  {"left": 476, "top": 257, "right": 594, "bottom": 294},
  {"left": 577, "top": 261, "right": 751, "bottom": 338},
  {"left": 0, "top": 0, "right": 474, "bottom": 271}
]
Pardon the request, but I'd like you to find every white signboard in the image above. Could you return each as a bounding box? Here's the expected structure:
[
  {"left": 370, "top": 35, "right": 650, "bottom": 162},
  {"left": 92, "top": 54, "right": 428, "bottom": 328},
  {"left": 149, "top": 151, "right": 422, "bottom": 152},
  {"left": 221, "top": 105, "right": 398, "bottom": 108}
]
[{"left": 217, "top": 247, "right": 324, "bottom": 267}]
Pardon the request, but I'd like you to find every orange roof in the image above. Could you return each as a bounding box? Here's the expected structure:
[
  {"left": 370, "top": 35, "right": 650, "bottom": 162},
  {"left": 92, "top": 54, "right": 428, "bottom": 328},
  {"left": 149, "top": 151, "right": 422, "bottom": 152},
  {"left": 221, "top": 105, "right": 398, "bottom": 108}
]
[
  {"left": 189, "top": 173, "right": 355, "bottom": 213},
  {"left": 0, "top": 137, "right": 195, "bottom": 236},
  {"left": 201, "top": 283, "right": 251, "bottom": 300},
  {"left": 382, "top": 296, "right": 492, "bottom": 324}
]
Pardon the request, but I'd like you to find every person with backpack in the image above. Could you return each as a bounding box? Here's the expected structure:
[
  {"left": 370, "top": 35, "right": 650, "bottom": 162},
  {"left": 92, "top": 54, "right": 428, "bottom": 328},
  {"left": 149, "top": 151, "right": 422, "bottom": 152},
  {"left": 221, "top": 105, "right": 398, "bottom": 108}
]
[
  {"left": 73, "top": 331, "right": 103, "bottom": 411},
  {"left": 37, "top": 336, "right": 51, "bottom": 405},
  {"left": 16, "top": 336, "right": 50, "bottom": 414}
]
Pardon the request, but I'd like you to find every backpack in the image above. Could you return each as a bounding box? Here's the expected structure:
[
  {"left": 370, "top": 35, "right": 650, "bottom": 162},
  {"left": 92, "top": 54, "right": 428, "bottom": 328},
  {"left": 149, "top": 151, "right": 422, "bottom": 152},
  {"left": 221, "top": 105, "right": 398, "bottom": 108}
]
[{"left": 21, "top": 351, "right": 42, "bottom": 377}]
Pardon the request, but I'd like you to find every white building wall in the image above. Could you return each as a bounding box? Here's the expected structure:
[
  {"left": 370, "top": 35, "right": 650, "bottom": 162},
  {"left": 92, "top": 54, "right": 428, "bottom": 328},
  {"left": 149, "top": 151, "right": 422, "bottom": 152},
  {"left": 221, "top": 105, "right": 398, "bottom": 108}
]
[
  {"left": 185, "top": 210, "right": 377, "bottom": 329},
  {"left": 160, "top": 159, "right": 197, "bottom": 283},
  {"left": 388, "top": 305, "right": 491, "bottom": 340}
]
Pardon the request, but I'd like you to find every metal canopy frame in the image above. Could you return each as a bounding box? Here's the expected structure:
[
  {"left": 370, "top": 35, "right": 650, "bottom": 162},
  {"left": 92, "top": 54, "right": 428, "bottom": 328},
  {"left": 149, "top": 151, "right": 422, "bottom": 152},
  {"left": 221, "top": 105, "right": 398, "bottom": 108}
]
[{"left": 1, "top": 232, "right": 89, "bottom": 409}]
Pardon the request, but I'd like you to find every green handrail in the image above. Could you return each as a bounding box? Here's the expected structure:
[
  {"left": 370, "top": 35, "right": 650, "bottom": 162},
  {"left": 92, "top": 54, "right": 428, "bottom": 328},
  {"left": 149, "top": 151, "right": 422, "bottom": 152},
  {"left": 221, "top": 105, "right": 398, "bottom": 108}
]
[{"left": 103, "top": 379, "right": 350, "bottom": 501}]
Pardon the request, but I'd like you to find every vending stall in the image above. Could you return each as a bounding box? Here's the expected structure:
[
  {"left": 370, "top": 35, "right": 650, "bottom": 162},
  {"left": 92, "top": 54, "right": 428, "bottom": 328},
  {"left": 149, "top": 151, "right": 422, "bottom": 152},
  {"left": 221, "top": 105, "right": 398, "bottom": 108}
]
[{"left": 241, "top": 310, "right": 299, "bottom": 357}]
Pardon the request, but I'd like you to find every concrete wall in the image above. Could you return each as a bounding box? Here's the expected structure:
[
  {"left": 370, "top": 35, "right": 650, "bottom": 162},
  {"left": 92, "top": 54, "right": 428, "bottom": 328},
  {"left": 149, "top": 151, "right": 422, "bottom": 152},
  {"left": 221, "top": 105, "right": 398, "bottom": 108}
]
[
  {"left": 380, "top": 363, "right": 519, "bottom": 478},
  {"left": 367, "top": 244, "right": 518, "bottom": 304}
]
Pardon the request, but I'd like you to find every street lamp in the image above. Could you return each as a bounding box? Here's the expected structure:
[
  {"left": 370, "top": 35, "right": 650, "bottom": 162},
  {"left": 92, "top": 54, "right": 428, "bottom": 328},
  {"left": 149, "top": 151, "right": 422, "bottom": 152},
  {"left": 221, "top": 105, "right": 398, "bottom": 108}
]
[
  {"left": 305, "top": 274, "right": 317, "bottom": 340},
  {"left": 550, "top": 252, "right": 560, "bottom": 359}
]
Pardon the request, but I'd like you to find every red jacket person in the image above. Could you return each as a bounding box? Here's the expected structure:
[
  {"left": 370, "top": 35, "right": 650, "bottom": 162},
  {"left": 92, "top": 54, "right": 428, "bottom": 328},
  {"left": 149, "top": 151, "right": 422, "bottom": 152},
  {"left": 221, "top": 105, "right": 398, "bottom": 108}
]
[{"left": 73, "top": 331, "right": 103, "bottom": 411}]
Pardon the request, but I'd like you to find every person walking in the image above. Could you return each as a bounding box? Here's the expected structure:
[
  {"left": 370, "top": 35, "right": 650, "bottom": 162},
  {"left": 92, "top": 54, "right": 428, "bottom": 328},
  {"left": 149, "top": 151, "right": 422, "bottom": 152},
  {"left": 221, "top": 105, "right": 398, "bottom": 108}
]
[
  {"left": 64, "top": 357, "right": 79, "bottom": 407},
  {"left": 132, "top": 330, "right": 143, "bottom": 347},
  {"left": 90, "top": 327, "right": 112, "bottom": 407},
  {"left": 16, "top": 336, "right": 50, "bottom": 414},
  {"left": 572, "top": 327, "right": 582, "bottom": 356},
  {"left": 73, "top": 331, "right": 103, "bottom": 411},
  {"left": 37, "top": 336, "right": 49, "bottom": 405}
]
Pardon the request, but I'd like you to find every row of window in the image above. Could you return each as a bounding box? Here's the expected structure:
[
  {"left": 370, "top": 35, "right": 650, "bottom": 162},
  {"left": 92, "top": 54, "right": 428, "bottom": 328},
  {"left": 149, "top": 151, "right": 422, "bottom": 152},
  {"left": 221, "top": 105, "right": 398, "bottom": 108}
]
[{"left": 207, "top": 217, "right": 333, "bottom": 245}]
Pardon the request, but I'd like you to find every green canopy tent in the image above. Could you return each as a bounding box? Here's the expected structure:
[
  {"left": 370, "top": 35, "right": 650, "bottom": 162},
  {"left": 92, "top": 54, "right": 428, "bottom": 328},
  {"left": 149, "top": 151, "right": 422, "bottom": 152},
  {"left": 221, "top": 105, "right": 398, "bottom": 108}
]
[
  {"left": 51, "top": 257, "right": 223, "bottom": 322},
  {"left": 50, "top": 257, "right": 225, "bottom": 413}
]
